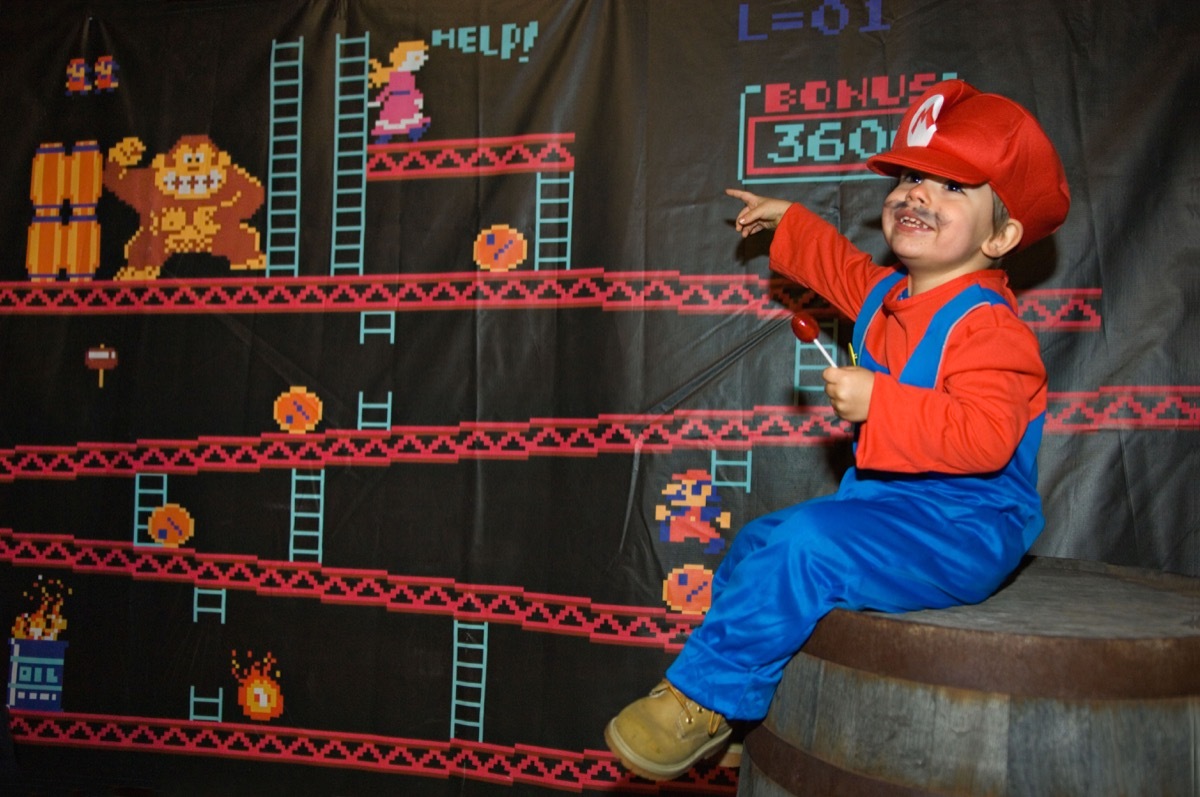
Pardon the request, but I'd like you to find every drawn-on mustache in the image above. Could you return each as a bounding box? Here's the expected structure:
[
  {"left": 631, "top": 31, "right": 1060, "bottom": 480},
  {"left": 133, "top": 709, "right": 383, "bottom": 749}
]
[{"left": 887, "top": 200, "right": 937, "bottom": 227}]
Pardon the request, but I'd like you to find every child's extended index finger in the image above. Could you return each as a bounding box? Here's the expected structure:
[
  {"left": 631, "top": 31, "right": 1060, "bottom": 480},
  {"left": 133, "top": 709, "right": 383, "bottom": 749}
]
[{"left": 725, "top": 187, "right": 758, "bottom": 206}]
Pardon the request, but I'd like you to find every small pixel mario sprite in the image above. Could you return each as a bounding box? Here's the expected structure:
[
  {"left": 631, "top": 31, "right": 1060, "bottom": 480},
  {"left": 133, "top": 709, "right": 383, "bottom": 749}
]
[
  {"left": 655, "top": 469, "right": 731, "bottom": 554},
  {"left": 65, "top": 58, "right": 91, "bottom": 94},
  {"left": 94, "top": 55, "right": 119, "bottom": 92}
]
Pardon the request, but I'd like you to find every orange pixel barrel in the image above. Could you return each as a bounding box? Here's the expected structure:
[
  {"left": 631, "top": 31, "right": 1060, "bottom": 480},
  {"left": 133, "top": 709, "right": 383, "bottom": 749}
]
[{"left": 26, "top": 140, "right": 102, "bottom": 281}]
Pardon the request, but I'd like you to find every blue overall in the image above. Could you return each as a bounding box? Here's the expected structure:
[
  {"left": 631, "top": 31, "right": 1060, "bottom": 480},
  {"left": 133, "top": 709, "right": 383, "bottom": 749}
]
[{"left": 666, "top": 273, "right": 1045, "bottom": 720}]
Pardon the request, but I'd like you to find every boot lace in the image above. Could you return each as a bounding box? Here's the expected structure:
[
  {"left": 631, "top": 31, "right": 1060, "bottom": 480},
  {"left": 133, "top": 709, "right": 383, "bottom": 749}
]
[{"left": 664, "top": 682, "right": 724, "bottom": 736}]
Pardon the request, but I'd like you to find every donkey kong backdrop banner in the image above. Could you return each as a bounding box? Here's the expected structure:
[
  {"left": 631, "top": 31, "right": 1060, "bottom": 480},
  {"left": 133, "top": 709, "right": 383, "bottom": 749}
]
[{"left": 0, "top": 1, "right": 1196, "bottom": 794}]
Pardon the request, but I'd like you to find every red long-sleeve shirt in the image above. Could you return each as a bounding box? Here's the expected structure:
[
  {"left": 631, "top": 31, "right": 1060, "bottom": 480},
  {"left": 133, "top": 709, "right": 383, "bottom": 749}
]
[{"left": 769, "top": 203, "right": 1047, "bottom": 475}]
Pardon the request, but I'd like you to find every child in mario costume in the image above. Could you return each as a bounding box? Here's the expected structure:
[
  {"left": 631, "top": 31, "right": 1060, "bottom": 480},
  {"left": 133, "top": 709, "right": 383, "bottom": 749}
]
[{"left": 604, "top": 79, "right": 1070, "bottom": 781}]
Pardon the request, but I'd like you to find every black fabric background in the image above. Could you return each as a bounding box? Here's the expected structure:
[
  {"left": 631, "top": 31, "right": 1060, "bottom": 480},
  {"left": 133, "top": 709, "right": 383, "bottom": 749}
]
[{"left": 0, "top": 1, "right": 1196, "bottom": 794}]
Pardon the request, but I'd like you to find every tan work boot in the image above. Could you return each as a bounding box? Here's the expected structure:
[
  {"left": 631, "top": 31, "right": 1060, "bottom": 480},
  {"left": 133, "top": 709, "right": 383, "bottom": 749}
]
[{"left": 604, "top": 680, "right": 732, "bottom": 781}]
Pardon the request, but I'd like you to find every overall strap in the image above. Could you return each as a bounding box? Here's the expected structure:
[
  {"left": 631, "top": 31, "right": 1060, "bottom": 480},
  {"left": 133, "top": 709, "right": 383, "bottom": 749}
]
[
  {"left": 852, "top": 271, "right": 905, "bottom": 373},
  {"left": 898, "top": 285, "right": 1010, "bottom": 389}
]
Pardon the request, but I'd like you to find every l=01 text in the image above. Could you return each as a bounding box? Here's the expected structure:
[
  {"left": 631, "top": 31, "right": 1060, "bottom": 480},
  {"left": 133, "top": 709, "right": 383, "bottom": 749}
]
[{"left": 738, "top": 0, "right": 889, "bottom": 39}]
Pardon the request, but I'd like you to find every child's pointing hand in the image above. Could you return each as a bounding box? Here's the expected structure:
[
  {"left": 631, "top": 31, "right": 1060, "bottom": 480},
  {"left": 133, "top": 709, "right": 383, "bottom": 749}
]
[{"left": 726, "top": 188, "right": 792, "bottom": 238}]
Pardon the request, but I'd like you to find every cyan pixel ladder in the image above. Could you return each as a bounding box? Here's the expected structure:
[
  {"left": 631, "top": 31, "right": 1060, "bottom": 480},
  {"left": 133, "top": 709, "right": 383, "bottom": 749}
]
[
  {"left": 266, "top": 37, "right": 304, "bottom": 277},
  {"left": 189, "top": 686, "right": 223, "bottom": 722},
  {"left": 450, "top": 619, "right": 489, "bottom": 741},
  {"left": 357, "top": 390, "right": 394, "bottom": 430},
  {"left": 358, "top": 310, "right": 396, "bottom": 344},
  {"left": 710, "top": 450, "right": 753, "bottom": 494},
  {"left": 288, "top": 469, "right": 326, "bottom": 562},
  {"left": 193, "top": 587, "right": 227, "bottom": 623},
  {"left": 794, "top": 317, "right": 841, "bottom": 397},
  {"left": 132, "top": 472, "right": 168, "bottom": 545},
  {"left": 534, "top": 171, "right": 574, "bottom": 271},
  {"left": 330, "top": 32, "right": 370, "bottom": 277}
]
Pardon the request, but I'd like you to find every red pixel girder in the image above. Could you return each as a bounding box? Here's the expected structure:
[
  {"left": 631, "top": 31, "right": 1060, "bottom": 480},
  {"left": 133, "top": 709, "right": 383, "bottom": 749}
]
[
  {"left": 0, "top": 272, "right": 1102, "bottom": 329},
  {"left": 0, "top": 407, "right": 852, "bottom": 481},
  {"left": 8, "top": 710, "right": 737, "bottom": 793},
  {"left": 365, "top": 133, "right": 576, "bottom": 180},
  {"left": 0, "top": 529, "right": 701, "bottom": 651},
  {"left": 1, "top": 393, "right": 1197, "bottom": 483}
]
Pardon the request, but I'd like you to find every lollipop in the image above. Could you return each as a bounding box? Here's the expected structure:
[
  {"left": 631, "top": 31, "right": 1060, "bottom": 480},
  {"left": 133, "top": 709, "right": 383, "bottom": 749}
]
[{"left": 790, "top": 311, "right": 838, "bottom": 368}]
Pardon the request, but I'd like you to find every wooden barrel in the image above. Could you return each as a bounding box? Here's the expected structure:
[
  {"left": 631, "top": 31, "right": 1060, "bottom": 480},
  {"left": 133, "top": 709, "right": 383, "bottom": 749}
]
[{"left": 738, "top": 556, "right": 1200, "bottom": 796}]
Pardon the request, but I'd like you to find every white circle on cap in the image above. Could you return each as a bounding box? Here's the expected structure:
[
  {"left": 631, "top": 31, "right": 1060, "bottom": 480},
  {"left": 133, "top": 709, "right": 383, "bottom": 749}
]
[{"left": 906, "top": 94, "right": 944, "bottom": 147}]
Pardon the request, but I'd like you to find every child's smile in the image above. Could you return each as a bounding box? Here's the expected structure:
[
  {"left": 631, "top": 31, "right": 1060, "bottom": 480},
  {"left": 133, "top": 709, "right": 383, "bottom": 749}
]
[
  {"left": 881, "top": 170, "right": 1000, "bottom": 293},
  {"left": 891, "top": 203, "right": 937, "bottom": 232}
]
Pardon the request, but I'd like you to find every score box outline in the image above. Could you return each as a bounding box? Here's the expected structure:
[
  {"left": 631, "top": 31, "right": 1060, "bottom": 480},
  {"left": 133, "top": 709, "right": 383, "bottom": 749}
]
[{"left": 738, "top": 84, "right": 903, "bottom": 184}]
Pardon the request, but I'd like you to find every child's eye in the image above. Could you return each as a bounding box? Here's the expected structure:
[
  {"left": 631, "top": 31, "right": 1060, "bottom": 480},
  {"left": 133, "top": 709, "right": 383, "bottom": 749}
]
[
  {"left": 899, "top": 171, "right": 922, "bottom": 184},
  {"left": 945, "top": 180, "right": 964, "bottom": 192}
]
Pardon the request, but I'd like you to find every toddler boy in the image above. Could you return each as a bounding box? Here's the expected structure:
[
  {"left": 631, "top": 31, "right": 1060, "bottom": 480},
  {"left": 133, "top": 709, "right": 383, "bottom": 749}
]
[{"left": 605, "top": 79, "right": 1070, "bottom": 781}]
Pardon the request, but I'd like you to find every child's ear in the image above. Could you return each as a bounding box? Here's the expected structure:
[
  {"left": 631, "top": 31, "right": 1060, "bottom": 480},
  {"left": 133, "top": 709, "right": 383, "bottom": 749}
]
[{"left": 983, "top": 219, "right": 1023, "bottom": 259}]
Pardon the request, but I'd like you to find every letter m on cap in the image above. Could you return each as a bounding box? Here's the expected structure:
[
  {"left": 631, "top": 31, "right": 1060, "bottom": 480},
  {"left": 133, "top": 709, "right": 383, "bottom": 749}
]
[{"left": 907, "top": 94, "right": 944, "bottom": 147}]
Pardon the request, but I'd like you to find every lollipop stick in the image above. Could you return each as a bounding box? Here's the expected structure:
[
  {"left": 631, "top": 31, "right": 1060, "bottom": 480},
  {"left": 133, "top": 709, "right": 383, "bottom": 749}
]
[
  {"left": 790, "top": 311, "right": 840, "bottom": 369},
  {"left": 811, "top": 341, "right": 838, "bottom": 369}
]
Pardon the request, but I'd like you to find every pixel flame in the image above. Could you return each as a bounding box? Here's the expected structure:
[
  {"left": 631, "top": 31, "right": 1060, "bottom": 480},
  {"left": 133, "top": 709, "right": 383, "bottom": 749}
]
[
  {"left": 231, "top": 649, "right": 285, "bottom": 721},
  {"left": 11, "top": 576, "right": 71, "bottom": 641}
]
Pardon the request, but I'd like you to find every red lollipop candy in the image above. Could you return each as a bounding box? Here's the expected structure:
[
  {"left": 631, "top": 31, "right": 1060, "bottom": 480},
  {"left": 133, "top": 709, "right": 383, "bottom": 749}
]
[
  {"left": 790, "top": 311, "right": 820, "bottom": 342},
  {"left": 790, "top": 311, "right": 838, "bottom": 368}
]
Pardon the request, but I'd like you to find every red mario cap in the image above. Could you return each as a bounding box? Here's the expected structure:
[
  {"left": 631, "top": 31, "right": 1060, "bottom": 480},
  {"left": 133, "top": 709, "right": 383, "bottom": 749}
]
[{"left": 867, "top": 80, "right": 1070, "bottom": 250}]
